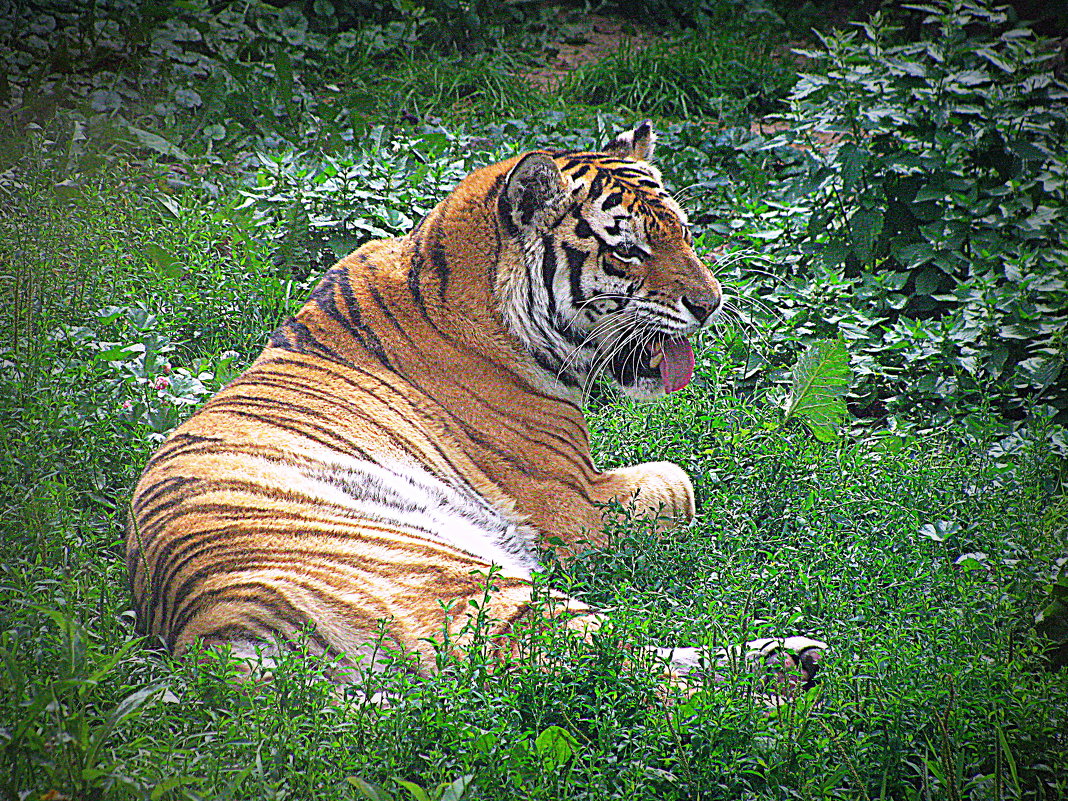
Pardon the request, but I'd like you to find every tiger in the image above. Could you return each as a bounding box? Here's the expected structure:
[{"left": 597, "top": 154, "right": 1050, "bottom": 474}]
[{"left": 127, "top": 121, "right": 825, "bottom": 695}]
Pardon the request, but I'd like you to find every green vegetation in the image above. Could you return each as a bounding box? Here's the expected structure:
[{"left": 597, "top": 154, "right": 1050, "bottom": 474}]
[
  {"left": 2, "top": 0, "right": 1066, "bottom": 798},
  {"left": 563, "top": 27, "right": 796, "bottom": 120}
]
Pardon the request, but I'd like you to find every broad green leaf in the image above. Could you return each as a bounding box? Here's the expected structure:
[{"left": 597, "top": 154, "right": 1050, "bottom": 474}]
[
  {"left": 849, "top": 208, "right": 883, "bottom": 264},
  {"left": 1036, "top": 559, "right": 1068, "bottom": 642},
  {"left": 534, "top": 725, "right": 579, "bottom": 771},
  {"left": 174, "top": 88, "right": 202, "bottom": 108},
  {"left": 838, "top": 143, "right": 869, "bottom": 191},
  {"left": 346, "top": 777, "right": 394, "bottom": 801},
  {"left": 393, "top": 779, "right": 431, "bottom": 801},
  {"left": 439, "top": 775, "right": 474, "bottom": 801},
  {"left": 1016, "top": 356, "right": 1064, "bottom": 389},
  {"left": 783, "top": 339, "right": 852, "bottom": 442},
  {"left": 122, "top": 124, "right": 190, "bottom": 162},
  {"left": 977, "top": 47, "right": 1014, "bottom": 73},
  {"left": 951, "top": 69, "right": 991, "bottom": 86},
  {"left": 953, "top": 552, "right": 989, "bottom": 571},
  {"left": 85, "top": 684, "right": 165, "bottom": 768},
  {"left": 918, "top": 520, "right": 961, "bottom": 542},
  {"left": 471, "top": 730, "right": 498, "bottom": 754},
  {"left": 142, "top": 243, "right": 183, "bottom": 278},
  {"left": 914, "top": 266, "right": 943, "bottom": 295},
  {"left": 996, "top": 726, "right": 1022, "bottom": 797},
  {"left": 150, "top": 776, "right": 201, "bottom": 800},
  {"left": 1007, "top": 139, "right": 1049, "bottom": 161}
]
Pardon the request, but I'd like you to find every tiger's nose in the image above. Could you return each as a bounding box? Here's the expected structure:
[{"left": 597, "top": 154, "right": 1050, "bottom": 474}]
[{"left": 681, "top": 287, "right": 722, "bottom": 325}]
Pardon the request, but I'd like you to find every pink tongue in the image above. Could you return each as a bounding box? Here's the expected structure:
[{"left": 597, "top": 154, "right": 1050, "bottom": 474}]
[{"left": 659, "top": 337, "right": 695, "bottom": 393}]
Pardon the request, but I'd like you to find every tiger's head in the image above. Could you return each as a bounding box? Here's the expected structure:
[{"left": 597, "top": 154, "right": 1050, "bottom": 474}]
[{"left": 494, "top": 121, "right": 722, "bottom": 402}]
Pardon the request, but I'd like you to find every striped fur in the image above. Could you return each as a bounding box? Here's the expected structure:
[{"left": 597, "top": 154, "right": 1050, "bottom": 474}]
[{"left": 127, "top": 123, "right": 724, "bottom": 677}]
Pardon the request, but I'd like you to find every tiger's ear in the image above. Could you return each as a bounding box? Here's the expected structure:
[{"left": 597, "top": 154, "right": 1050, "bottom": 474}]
[
  {"left": 500, "top": 152, "right": 567, "bottom": 236},
  {"left": 604, "top": 120, "right": 656, "bottom": 161}
]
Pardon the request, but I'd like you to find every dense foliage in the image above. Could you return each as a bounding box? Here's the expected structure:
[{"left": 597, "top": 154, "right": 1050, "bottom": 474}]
[
  {"left": 1, "top": 0, "right": 1066, "bottom": 799},
  {"left": 775, "top": 3, "right": 1067, "bottom": 428}
]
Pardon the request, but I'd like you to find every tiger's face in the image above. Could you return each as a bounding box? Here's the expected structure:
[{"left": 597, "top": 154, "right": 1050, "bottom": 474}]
[{"left": 497, "top": 121, "right": 722, "bottom": 402}]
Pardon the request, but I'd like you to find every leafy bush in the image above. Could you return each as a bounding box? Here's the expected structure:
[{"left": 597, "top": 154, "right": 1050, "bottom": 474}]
[
  {"left": 0, "top": 0, "right": 548, "bottom": 183},
  {"left": 290, "top": 0, "right": 543, "bottom": 51},
  {"left": 236, "top": 129, "right": 497, "bottom": 277},
  {"left": 667, "top": 0, "right": 1067, "bottom": 430},
  {"left": 772, "top": 0, "right": 1068, "bottom": 426},
  {"left": 0, "top": 0, "right": 355, "bottom": 176},
  {"left": 2, "top": 3, "right": 1067, "bottom": 797},
  {"left": 611, "top": 0, "right": 777, "bottom": 28}
]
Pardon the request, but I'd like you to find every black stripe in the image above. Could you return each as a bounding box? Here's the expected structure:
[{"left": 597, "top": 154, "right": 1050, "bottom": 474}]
[
  {"left": 407, "top": 249, "right": 428, "bottom": 314},
  {"left": 498, "top": 192, "right": 518, "bottom": 237},
  {"left": 563, "top": 243, "right": 588, "bottom": 304},
  {"left": 539, "top": 236, "right": 557, "bottom": 318},
  {"left": 269, "top": 317, "right": 348, "bottom": 364},
  {"left": 430, "top": 241, "right": 451, "bottom": 299},
  {"left": 368, "top": 284, "right": 403, "bottom": 333},
  {"left": 308, "top": 269, "right": 392, "bottom": 367},
  {"left": 171, "top": 581, "right": 310, "bottom": 646}
]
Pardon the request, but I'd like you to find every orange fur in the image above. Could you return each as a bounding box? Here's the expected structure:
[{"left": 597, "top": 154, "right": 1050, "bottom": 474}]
[{"left": 128, "top": 125, "right": 724, "bottom": 677}]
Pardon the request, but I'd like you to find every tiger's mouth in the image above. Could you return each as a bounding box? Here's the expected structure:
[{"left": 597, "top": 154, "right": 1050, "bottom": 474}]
[{"left": 608, "top": 335, "right": 695, "bottom": 394}]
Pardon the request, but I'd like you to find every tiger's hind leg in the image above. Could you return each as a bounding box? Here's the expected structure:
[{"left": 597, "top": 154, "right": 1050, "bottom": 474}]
[
  {"left": 188, "top": 635, "right": 284, "bottom": 685},
  {"left": 443, "top": 575, "right": 828, "bottom": 708},
  {"left": 655, "top": 636, "right": 828, "bottom": 704}
]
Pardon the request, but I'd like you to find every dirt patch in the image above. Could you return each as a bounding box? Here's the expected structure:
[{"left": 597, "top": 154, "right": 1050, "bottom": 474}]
[{"left": 523, "top": 14, "right": 666, "bottom": 92}]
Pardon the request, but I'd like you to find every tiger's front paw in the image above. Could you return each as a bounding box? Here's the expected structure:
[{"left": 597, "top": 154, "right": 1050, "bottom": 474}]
[{"left": 611, "top": 461, "right": 695, "bottom": 526}]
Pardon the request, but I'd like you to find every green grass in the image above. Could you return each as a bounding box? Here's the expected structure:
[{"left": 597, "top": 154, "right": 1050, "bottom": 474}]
[
  {"left": 2, "top": 1, "right": 1067, "bottom": 799},
  {"left": 563, "top": 31, "right": 798, "bottom": 122},
  {"left": 361, "top": 52, "right": 549, "bottom": 123},
  {"left": 2, "top": 172, "right": 1066, "bottom": 800}
]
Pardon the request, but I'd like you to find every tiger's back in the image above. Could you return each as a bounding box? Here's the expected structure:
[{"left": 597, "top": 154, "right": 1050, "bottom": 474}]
[{"left": 129, "top": 124, "right": 722, "bottom": 676}]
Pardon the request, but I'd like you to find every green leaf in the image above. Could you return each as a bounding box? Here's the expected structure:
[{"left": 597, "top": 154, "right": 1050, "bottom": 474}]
[
  {"left": 346, "top": 777, "right": 394, "bottom": 801},
  {"left": 849, "top": 207, "right": 883, "bottom": 264},
  {"left": 996, "top": 726, "right": 1022, "bottom": 797},
  {"left": 783, "top": 339, "right": 852, "bottom": 442},
  {"left": 122, "top": 124, "right": 190, "bottom": 162},
  {"left": 976, "top": 47, "right": 1014, "bottom": 73},
  {"left": 142, "top": 243, "right": 183, "bottom": 277},
  {"left": 895, "top": 241, "right": 936, "bottom": 269},
  {"left": 393, "top": 779, "right": 431, "bottom": 801},
  {"left": 1006, "top": 138, "right": 1049, "bottom": 161},
  {"left": 472, "top": 730, "right": 498, "bottom": 754},
  {"left": 838, "top": 143, "right": 869, "bottom": 191},
  {"left": 534, "top": 725, "right": 579, "bottom": 771},
  {"left": 918, "top": 520, "right": 960, "bottom": 542},
  {"left": 439, "top": 775, "right": 474, "bottom": 801},
  {"left": 150, "top": 776, "right": 201, "bottom": 800},
  {"left": 37, "top": 607, "right": 87, "bottom": 678},
  {"left": 914, "top": 266, "right": 943, "bottom": 295},
  {"left": 95, "top": 343, "right": 143, "bottom": 361},
  {"left": 1036, "top": 586, "right": 1068, "bottom": 641},
  {"left": 1016, "top": 356, "right": 1063, "bottom": 390},
  {"left": 951, "top": 69, "right": 991, "bottom": 86},
  {"left": 953, "top": 552, "right": 989, "bottom": 571},
  {"left": 85, "top": 684, "right": 165, "bottom": 769}
]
